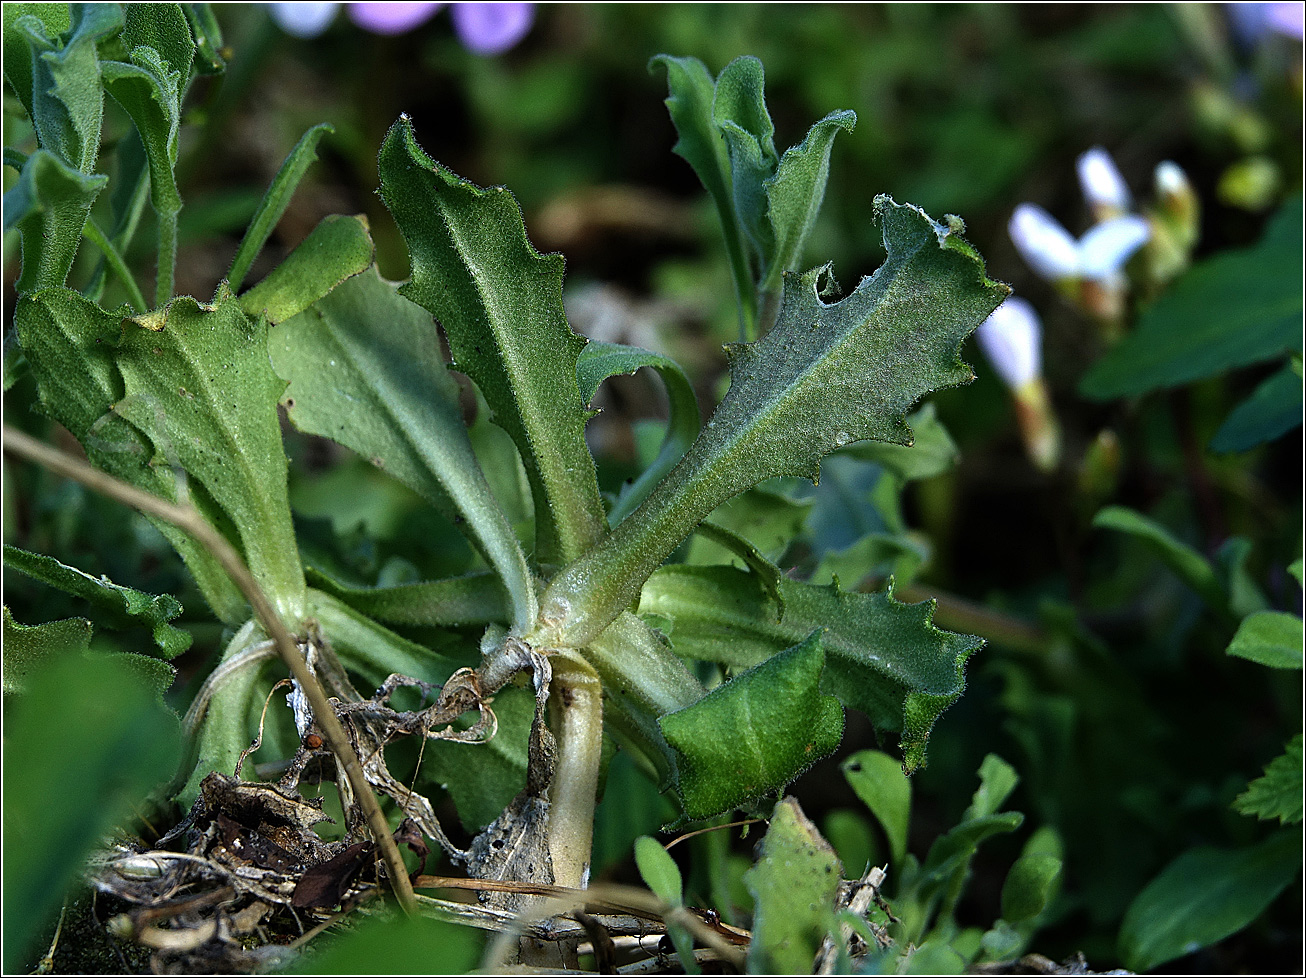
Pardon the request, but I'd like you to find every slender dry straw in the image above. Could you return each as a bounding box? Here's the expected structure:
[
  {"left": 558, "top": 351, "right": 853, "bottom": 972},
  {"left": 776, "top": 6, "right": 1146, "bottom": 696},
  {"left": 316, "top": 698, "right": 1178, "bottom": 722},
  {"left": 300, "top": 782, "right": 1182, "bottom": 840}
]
[{"left": 3, "top": 425, "right": 417, "bottom": 914}]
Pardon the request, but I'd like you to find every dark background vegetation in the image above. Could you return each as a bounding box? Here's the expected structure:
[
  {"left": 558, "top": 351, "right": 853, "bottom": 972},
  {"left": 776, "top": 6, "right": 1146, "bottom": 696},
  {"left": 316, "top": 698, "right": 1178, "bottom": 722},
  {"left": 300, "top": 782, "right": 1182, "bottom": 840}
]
[{"left": 5, "top": 3, "right": 1301, "bottom": 973}]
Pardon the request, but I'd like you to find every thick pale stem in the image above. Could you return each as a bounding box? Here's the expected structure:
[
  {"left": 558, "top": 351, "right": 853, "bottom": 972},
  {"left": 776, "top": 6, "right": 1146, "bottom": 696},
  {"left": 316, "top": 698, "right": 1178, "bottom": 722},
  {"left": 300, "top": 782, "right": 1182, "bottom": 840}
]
[{"left": 546, "top": 651, "right": 604, "bottom": 890}]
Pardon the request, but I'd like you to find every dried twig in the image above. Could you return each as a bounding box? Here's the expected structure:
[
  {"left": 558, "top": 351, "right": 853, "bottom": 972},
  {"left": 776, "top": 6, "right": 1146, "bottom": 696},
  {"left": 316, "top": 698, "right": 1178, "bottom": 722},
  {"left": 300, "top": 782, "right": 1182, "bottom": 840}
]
[{"left": 3, "top": 425, "right": 417, "bottom": 914}]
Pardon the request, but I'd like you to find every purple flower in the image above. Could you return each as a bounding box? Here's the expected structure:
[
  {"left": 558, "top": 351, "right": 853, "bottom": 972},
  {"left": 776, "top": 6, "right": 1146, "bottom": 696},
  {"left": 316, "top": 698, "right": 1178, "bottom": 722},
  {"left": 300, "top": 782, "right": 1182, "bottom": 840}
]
[
  {"left": 267, "top": 1, "right": 536, "bottom": 53},
  {"left": 1227, "top": 2, "right": 1306, "bottom": 44},
  {"left": 347, "top": 2, "right": 444, "bottom": 35},
  {"left": 267, "top": 2, "right": 340, "bottom": 39},
  {"left": 450, "top": 2, "right": 535, "bottom": 55}
]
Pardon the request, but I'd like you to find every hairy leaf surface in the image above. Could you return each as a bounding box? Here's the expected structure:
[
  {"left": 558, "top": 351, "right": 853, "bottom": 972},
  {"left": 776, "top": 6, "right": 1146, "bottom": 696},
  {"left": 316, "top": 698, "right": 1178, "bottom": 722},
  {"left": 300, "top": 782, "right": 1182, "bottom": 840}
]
[
  {"left": 378, "top": 117, "right": 606, "bottom": 565},
  {"left": 660, "top": 631, "right": 843, "bottom": 819},
  {"left": 745, "top": 798, "right": 842, "bottom": 975},
  {"left": 16, "top": 286, "right": 302, "bottom": 620},
  {"left": 540, "top": 198, "right": 1005, "bottom": 648},
  {"left": 3, "top": 148, "right": 106, "bottom": 293}
]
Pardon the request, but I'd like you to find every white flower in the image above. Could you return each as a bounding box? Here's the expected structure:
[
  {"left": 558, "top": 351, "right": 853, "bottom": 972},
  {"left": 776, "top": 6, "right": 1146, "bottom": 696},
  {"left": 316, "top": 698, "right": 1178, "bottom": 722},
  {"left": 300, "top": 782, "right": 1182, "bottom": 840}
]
[
  {"left": 1009, "top": 204, "right": 1151, "bottom": 284},
  {"left": 1076, "top": 216, "right": 1152, "bottom": 278},
  {"left": 1009, "top": 204, "right": 1080, "bottom": 280},
  {"left": 267, "top": 2, "right": 340, "bottom": 38},
  {"left": 976, "top": 296, "right": 1042, "bottom": 390},
  {"left": 1077, "top": 147, "right": 1132, "bottom": 214}
]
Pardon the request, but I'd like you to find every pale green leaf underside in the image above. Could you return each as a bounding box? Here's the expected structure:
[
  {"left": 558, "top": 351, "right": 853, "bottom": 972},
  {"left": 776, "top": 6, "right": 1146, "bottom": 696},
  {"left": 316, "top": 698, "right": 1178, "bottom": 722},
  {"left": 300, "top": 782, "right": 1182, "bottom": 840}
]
[
  {"left": 378, "top": 116, "right": 606, "bottom": 566},
  {"left": 114, "top": 291, "right": 305, "bottom": 616},
  {"left": 271, "top": 263, "right": 534, "bottom": 629},
  {"left": 238, "top": 212, "right": 373, "bottom": 324}
]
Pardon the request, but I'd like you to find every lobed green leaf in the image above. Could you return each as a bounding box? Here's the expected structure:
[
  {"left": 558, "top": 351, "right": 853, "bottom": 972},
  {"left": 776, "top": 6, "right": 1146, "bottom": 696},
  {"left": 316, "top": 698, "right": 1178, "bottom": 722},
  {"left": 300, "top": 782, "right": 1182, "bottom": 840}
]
[
  {"left": 1233, "top": 734, "right": 1303, "bottom": 825},
  {"left": 1, "top": 610, "right": 91, "bottom": 697},
  {"left": 540, "top": 198, "right": 1005, "bottom": 649},
  {"left": 378, "top": 116, "right": 607, "bottom": 566},
  {"left": 760, "top": 109, "right": 857, "bottom": 292},
  {"left": 640, "top": 565, "right": 981, "bottom": 772},
  {"left": 3, "top": 544, "right": 191, "bottom": 658}
]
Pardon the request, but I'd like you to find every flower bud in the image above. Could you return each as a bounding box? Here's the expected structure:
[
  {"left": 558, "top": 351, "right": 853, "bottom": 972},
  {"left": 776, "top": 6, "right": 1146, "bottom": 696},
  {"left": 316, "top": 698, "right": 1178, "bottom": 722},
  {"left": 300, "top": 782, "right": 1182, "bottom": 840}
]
[
  {"left": 1077, "top": 147, "right": 1132, "bottom": 221},
  {"left": 977, "top": 297, "right": 1060, "bottom": 472},
  {"left": 977, "top": 297, "right": 1042, "bottom": 390}
]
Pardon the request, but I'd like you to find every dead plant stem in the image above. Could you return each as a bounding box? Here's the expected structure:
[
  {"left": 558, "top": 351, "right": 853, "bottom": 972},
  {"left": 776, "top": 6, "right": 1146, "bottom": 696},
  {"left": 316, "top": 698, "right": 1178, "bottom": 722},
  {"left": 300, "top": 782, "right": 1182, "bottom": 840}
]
[{"left": 2, "top": 425, "right": 417, "bottom": 914}]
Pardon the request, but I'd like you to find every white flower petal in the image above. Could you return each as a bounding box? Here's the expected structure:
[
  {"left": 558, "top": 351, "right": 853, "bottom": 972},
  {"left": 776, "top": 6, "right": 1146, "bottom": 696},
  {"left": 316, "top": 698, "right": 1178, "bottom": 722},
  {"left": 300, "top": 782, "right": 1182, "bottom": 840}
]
[
  {"left": 1078, "top": 216, "right": 1151, "bottom": 279},
  {"left": 1077, "top": 147, "right": 1132, "bottom": 211},
  {"left": 268, "top": 2, "right": 340, "bottom": 38},
  {"left": 976, "top": 296, "right": 1042, "bottom": 390},
  {"left": 1009, "top": 204, "right": 1080, "bottom": 281}
]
